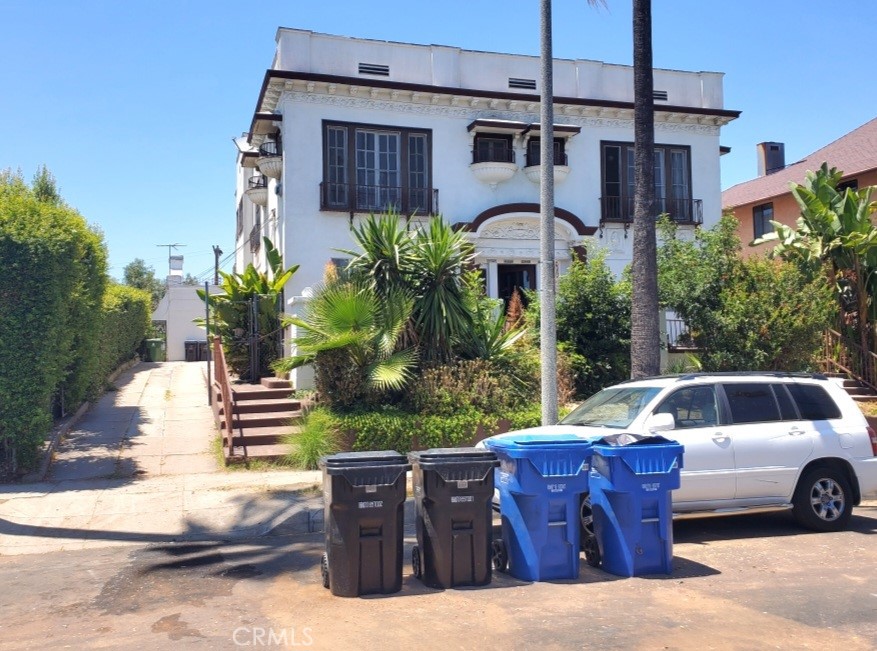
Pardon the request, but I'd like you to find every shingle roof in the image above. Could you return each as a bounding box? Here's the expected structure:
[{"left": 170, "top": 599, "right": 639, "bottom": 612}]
[{"left": 722, "top": 117, "right": 877, "bottom": 209}]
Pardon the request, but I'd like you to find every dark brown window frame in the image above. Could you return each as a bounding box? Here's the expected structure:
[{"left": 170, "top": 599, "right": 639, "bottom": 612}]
[
  {"left": 599, "top": 140, "right": 701, "bottom": 226},
  {"left": 525, "top": 137, "right": 567, "bottom": 167},
  {"left": 753, "top": 202, "right": 774, "bottom": 239},
  {"left": 320, "top": 119, "right": 435, "bottom": 216},
  {"left": 472, "top": 133, "right": 515, "bottom": 164}
]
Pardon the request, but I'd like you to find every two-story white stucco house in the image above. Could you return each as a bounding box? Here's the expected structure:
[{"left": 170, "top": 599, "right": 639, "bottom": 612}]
[{"left": 233, "top": 28, "right": 739, "bottom": 387}]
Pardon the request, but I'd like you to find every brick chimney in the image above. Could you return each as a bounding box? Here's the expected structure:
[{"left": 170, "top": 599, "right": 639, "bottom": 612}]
[{"left": 757, "top": 142, "right": 785, "bottom": 176}]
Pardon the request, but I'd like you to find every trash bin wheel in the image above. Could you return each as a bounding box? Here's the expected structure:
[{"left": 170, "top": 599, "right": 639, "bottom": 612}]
[
  {"left": 583, "top": 534, "right": 601, "bottom": 568},
  {"left": 320, "top": 552, "right": 330, "bottom": 589},
  {"left": 580, "top": 494, "right": 594, "bottom": 543},
  {"left": 491, "top": 539, "right": 508, "bottom": 573},
  {"left": 411, "top": 545, "right": 422, "bottom": 579}
]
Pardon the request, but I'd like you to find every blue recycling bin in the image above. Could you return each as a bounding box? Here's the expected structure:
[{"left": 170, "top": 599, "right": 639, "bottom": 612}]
[
  {"left": 485, "top": 435, "right": 593, "bottom": 581},
  {"left": 589, "top": 438, "right": 684, "bottom": 577}
]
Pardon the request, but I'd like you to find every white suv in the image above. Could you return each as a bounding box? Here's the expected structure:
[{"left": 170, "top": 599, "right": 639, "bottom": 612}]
[{"left": 484, "top": 373, "right": 877, "bottom": 532}]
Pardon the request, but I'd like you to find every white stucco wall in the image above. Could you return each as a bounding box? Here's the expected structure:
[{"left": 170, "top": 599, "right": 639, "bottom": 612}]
[
  {"left": 152, "top": 286, "right": 219, "bottom": 362},
  {"left": 239, "top": 29, "right": 736, "bottom": 387}
]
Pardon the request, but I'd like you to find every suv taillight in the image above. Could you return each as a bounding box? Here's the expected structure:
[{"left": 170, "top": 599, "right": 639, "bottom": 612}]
[{"left": 869, "top": 426, "right": 877, "bottom": 456}]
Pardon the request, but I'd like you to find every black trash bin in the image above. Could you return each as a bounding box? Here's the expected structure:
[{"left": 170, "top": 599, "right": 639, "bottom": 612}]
[
  {"left": 319, "top": 451, "right": 410, "bottom": 597},
  {"left": 408, "top": 448, "right": 499, "bottom": 589},
  {"left": 198, "top": 341, "right": 210, "bottom": 361},
  {"left": 184, "top": 341, "right": 198, "bottom": 362}
]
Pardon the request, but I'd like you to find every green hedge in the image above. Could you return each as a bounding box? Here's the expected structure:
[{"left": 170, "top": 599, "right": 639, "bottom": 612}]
[
  {"left": 96, "top": 284, "right": 151, "bottom": 388},
  {"left": 328, "top": 405, "right": 545, "bottom": 453},
  {"left": 0, "top": 178, "right": 107, "bottom": 469}
]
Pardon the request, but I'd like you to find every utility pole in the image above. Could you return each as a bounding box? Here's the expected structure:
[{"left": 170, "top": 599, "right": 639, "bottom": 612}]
[
  {"left": 212, "top": 245, "right": 223, "bottom": 285},
  {"left": 539, "top": 0, "right": 558, "bottom": 426}
]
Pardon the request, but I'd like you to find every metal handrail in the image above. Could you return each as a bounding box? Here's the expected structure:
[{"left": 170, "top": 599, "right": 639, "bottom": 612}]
[
  {"left": 248, "top": 175, "right": 268, "bottom": 189},
  {"left": 823, "top": 328, "right": 877, "bottom": 391},
  {"left": 471, "top": 149, "right": 515, "bottom": 164}
]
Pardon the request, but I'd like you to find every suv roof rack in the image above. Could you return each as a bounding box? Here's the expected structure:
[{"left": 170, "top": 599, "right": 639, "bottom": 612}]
[{"left": 676, "top": 372, "right": 828, "bottom": 381}]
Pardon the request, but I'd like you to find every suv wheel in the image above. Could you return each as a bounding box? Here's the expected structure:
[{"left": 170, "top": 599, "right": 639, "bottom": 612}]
[{"left": 792, "top": 467, "right": 853, "bottom": 532}]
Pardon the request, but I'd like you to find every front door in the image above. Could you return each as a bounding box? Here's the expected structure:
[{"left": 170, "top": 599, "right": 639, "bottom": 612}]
[{"left": 497, "top": 264, "right": 536, "bottom": 307}]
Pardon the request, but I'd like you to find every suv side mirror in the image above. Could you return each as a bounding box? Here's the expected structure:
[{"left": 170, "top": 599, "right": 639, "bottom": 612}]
[{"left": 647, "top": 412, "right": 675, "bottom": 432}]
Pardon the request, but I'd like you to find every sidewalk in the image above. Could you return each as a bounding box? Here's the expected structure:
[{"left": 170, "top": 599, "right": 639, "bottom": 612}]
[{"left": 0, "top": 362, "right": 321, "bottom": 556}]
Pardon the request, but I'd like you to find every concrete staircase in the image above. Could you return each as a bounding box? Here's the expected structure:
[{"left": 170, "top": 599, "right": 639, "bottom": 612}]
[
  {"left": 212, "top": 377, "right": 303, "bottom": 463},
  {"left": 826, "top": 373, "right": 877, "bottom": 403}
]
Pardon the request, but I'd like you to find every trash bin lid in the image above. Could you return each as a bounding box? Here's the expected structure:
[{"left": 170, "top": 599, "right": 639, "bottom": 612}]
[
  {"left": 409, "top": 447, "right": 497, "bottom": 463},
  {"left": 319, "top": 450, "right": 408, "bottom": 469},
  {"left": 485, "top": 433, "right": 593, "bottom": 451}
]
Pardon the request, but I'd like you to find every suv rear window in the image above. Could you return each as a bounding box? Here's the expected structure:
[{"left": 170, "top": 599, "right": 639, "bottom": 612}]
[
  {"left": 723, "top": 383, "right": 780, "bottom": 424},
  {"left": 787, "top": 384, "right": 841, "bottom": 420}
]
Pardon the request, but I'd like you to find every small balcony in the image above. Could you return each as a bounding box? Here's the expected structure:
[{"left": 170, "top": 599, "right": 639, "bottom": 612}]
[
  {"left": 245, "top": 175, "right": 268, "bottom": 206},
  {"left": 320, "top": 182, "right": 439, "bottom": 216},
  {"left": 470, "top": 149, "right": 517, "bottom": 188},
  {"left": 257, "top": 140, "right": 282, "bottom": 179},
  {"left": 524, "top": 151, "right": 570, "bottom": 185},
  {"left": 599, "top": 197, "right": 704, "bottom": 226}
]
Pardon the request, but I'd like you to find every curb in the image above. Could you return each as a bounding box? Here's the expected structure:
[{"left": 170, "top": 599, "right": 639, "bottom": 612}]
[{"left": 20, "top": 357, "right": 141, "bottom": 483}]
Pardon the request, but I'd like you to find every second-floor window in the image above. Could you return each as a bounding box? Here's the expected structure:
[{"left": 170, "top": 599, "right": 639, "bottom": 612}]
[
  {"left": 473, "top": 134, "right": 514, "bottom": 164},
  {"left": 322, "top": 121, "right": 431, "bottom": 214},
  {"left": 601, "top": 141, "right": 694, "bottom": 223},
  {"left": 526, "top": 138, "right": 566, "bottom": 167},
  {"left": 753, "top": 202, "right": 774, "bottom": 239}
]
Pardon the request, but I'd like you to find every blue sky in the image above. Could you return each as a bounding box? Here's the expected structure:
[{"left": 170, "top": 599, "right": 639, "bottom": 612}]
[{"left": 2, "top": 0, "right": 875, "bottom": 282}]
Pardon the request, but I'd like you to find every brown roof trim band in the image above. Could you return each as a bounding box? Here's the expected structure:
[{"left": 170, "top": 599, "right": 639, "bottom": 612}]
[
  {"left": 455, "top": 203, "right": 597, "bottom": 237},
  {"left": 253, "top": 69, "right": 742, "bottom": 123}
]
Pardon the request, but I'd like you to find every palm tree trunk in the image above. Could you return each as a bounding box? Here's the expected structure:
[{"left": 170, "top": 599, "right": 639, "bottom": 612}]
[{"left": 630, "top": 0, "right": 661, "bottom": 378}]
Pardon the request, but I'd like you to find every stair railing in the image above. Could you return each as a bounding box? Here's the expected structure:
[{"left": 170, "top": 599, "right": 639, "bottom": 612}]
[
  {"left": 823, "top": 328, "right": 877, "bottom": 392},
  {"left": 212, "top": 337, "right": 246, "bottom": 457}
]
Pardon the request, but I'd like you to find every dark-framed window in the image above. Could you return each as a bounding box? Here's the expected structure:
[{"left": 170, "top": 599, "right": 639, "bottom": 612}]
[
  {"left": 473, "top": 133, "right": 514, "bottom": 164},
  {"left": 525, "top": 138, "right": 566, "bottom": 167},
  {"left": 837, "top": 179, "right": 859, "bottom": 194},
  {"left": 600, "top": 141, "right": 696, "bottom": 223},
  {"left": 753, "top": 202, "right": 773, "bottom": 239},
  {"left": 321, "top": 120, "right": 432, "bottom": 214}
]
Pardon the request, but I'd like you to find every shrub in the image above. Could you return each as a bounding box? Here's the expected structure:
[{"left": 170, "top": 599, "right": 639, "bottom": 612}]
[
  {"left": 285, "top": 407, "right": 340, "bottom": 469},
  {"left": 96, "top": 284, "right": 151, "bottom": 387},
  {"left": 332, "top": 406, "right": 503, "bottom": 453},
  {"left": 526, "top": 250, "right": 631, "bottom": 397},
  {"left": 0, "top": 173, "right": 109, "bottom": 469},
  {"left": 659, "top": 215, "right": 834, "bottom": 371}
]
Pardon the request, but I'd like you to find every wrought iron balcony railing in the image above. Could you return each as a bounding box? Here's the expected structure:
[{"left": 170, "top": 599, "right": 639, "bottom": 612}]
[
  {"left": 320, "top": 182, "right": 439, "bottom": 216},
  {"left": 600, "top": 197, "right": 703, "bottom": 225},
  {"left": 248, "top": 175, "right": 268, "bottom": 190},
  {"left": 524, "top": 151, "right": 568, "bottom": 167},
  {"left": 471, "top": 149, "right": 516, "bottom": 165},
  {"left": 258, "top": 140, "right": 281, "bottom": 157}
]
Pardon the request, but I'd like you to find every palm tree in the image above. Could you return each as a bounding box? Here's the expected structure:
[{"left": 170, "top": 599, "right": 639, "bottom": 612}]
[
  {"left": 630, "top": 0, "right": 661, "bottom": 378},
  {"left": 273, "top": 280, "right": 416, "bottom": 408}
]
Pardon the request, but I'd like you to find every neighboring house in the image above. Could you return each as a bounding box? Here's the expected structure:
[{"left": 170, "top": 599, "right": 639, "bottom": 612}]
[
  {"left": 722, "top": 117, "right": 877, "bottom": 255},
  {"left": 152, "top": 285, "right": 219, "bottom": 362},
  {"left": 234, "top": 28, "right": 739, "bottom": 387}
]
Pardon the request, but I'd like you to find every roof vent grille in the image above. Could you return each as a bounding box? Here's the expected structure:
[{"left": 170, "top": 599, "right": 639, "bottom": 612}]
[
  {"left": 358, "top": 63, "right": 389, "bottom": 76},
  {"left": 653, "top": 90, "right": 669, "bottom": 101},
  {"left": 509, "top": 77, "right": 537, "bottom": 90}
]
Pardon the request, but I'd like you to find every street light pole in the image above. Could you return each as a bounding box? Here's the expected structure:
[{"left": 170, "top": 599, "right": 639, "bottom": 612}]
[{"left": 539, "top": 0, "right": 558, "bottom": 426}]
